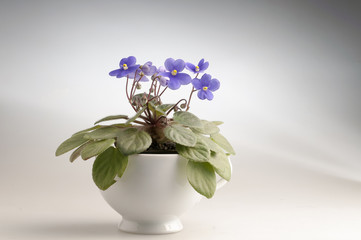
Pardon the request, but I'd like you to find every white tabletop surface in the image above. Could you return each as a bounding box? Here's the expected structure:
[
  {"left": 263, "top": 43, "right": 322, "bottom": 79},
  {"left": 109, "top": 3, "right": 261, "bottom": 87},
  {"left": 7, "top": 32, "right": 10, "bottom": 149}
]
[{"left": 1, "top": 145, "right": 361, "bottom": 240}]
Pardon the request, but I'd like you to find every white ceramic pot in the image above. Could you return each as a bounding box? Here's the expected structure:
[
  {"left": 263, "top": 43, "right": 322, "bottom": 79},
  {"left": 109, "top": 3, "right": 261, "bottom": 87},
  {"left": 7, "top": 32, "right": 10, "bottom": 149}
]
[{"left": 100, "top": 153, "right": 231, "bottom": 234}]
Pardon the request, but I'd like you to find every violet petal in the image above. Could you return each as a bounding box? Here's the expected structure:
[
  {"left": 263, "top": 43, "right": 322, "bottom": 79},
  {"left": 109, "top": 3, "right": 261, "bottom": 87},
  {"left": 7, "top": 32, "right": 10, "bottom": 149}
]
[
  {"left": 192, "top": 78, "right": 202, "bottom": 89},
  {"left": 164, "top": 58, "right": 175, "bottom": 71},
  {"left": 174, "top": 73, "right": 191, "bottom": 85},
  {"left": 168, "top": 79, "right": 181, "bottom": 90},
  {"left": 208, "top": 78, "right": 220, "bottom": 91},
  {"left": 197, "top": 90, "right": 207, "bottom": 100}
]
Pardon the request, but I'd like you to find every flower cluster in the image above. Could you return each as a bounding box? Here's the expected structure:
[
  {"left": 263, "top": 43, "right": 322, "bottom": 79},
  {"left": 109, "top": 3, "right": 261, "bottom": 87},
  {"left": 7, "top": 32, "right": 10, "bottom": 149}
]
[
  {"left": 56, "top": 57, "right": 234, "bottom": 199},
  {"left": 109, "top": 56, "right": 220, "bottom": 105}
]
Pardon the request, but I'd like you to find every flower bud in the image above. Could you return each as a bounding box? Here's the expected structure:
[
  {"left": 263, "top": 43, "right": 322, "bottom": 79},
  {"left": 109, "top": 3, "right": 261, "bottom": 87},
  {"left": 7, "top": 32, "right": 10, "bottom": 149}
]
[
  {"left": 136, "top": 83, "right": 142, "bottom": 89},
  {"left": 180, "top": 103, "right": 186, "bottom": 109}
]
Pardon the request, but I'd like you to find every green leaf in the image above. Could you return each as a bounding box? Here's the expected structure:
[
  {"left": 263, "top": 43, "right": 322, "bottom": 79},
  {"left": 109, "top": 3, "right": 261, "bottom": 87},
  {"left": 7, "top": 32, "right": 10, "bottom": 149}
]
[
  {"left": 176, "top": 139, "right": 210, "bottom": 162},
  {"left": 81, "top": 139, "right": 115, "bottom": 160},
  {"left": 116, "top": 128, "right": 152, "bottom": 155},
  {"left": 84, "top": 126, "right": 121, "bottom": 140},
  {"left": 94, "top": 115, "right": 128, "bottom": 125},
  {"left": 148, "top": 101, "right": 157, "bottom": 114},
  {"left": 147, "top": 101, "right": 161, "bottom": 119},
  {"left": 92, "top": 147, "right": 128, "bottom": 190},
  {"left": 156, "top": 104, "right": 174, "bottom": 115},
  {"left": 208, "top": 151, "right": 231, "bottom": 181},
  {"left": 111, "top": 123, "right": 132, "bottom": 128},
  {"left": 186, "top": 161, "right": 216, "bottom": 199},
  {"left": 212, "top": 121, "right": 224, "bottom": 126},
  {"left": 192, "top": 120, "right": 220, "bottom": 135},
  {"left": 56, "top": 132, "right": 88, "bottom": 156},
  {"left": 211, "top": 133, "right": 235, "bottom": 155},
  {"left": 197, "top": 135, "right": 223, "bottom": 152},
  {"left": 173, "top": 111, "right": 202, "bottom": 128},
  {"left": 125, "top": 106, "right": 147, "bottom": 125},
  {"left": 69, "top": 142, "right": 89, "bottom": 162},
  {"left": 164, "top": 124, "right": 197, "bottom": 147},
  {"left": 72, "top": 125, "right": 103, "bottom": 136}
]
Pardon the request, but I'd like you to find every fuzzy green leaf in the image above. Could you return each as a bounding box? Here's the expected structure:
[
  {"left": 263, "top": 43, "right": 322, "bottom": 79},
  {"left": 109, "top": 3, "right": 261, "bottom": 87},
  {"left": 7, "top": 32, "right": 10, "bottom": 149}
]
[
  {"left": 176, "top": 139, "right": 210, "bottom": 162},
  {"left": 197, "top": 135, "right": 223, "bottom": 152},
  {"left": 208, "top": 151, "right": 231, "bottom": 181},
  {"left": 56, "top": 132, "right": 88, "bottom": 156},
  {"left": 69, "top": 142, "right": 89, "bottom": 162},
  {"left": 125, "top": 106, "right": 147, "bottom": 124},
  {"left": 116, "top": 128, "right": 152, "bottom": 155},
  {"left": 81, "top": 139, "right": 115, "bottom": 160},
  {"left": 186, "top": 161, "right": 216, "bottom": 199},
  {"left": 211, "top": 133, "right": 235, "bottom": 155},
  {"left": 94, "top": 115, "right": 128, "bottom": 125},
  {"left": 192, "top": 120, "right": 220, "bottom": 135},
  {"left": 84, "top": 126, "right": 121, "bottom": 140},
  {"left": 92, "top": 147, "right": 128, "bottom": 190},
  {"left": 212, "top": 121, "right": 224, "bottom": 126},
  {"left": 156, "top": 104, "right": 174, "bottom": 115},
  {"left": 164, "top": 124, "right": 197, "bottom": 147},
  {"left": 147, "top": 101, "right": 157, "bottom": 115},
  {"left": 173, "top": 111, "right": 202, "bottom": 128},
  {"left": 72, "top": 125, "right": 103, "bottom": 136}
]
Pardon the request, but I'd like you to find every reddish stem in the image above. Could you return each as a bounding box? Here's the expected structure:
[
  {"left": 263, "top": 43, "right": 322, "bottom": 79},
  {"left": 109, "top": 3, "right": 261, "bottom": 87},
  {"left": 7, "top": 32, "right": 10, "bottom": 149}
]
[
  {"left": 186, "top": 87, "right": 196, "bottom": 111},
  {"left": 185, "top": 73, "right": 199, "bottom": 111},
  {"left": 166, "top": 99, "right": 187, "bottom": 116}
]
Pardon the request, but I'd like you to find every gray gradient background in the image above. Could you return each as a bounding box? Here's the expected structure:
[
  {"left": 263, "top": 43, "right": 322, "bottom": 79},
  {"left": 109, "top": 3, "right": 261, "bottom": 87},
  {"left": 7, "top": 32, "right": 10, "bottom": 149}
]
[{"left": 1, "top": 0, "right": 361, "bottom": 239}]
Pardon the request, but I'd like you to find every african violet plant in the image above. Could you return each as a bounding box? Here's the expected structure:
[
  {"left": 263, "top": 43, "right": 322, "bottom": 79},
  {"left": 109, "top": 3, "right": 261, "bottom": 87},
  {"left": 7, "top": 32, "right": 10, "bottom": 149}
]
[{"left": 56, "top": 56, "right": 235, "bottom": 198}]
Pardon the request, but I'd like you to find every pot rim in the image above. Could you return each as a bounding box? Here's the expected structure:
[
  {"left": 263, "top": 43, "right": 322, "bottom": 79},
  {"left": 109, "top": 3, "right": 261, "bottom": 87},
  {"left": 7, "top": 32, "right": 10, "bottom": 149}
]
[{"left": 135, "top": 153, "right": 179, "bottom": 157}]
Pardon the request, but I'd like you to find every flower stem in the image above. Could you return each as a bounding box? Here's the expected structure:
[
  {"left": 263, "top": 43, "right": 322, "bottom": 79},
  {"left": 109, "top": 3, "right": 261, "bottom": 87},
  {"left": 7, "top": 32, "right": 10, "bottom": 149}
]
[
  {"left": 157, "top": 84, "right": 161, "bottom": 96},
  {"left": 147, "top": 78, "right": 156, "bottom": 100},
  {"left": 186, "top": 73, "right": 199, "bottom": 111},
  {"left": 125, "top": 75, "right": 138, "bottom": 113},
  {"left": 186, "top": 87, "right": 196, "bottom": 111},
  {"left": 148, "top": 86, "right": 168, "bottom": 103},
  {"left": 129, "top": 70, "right": 138, "bottom": 99},
  {"left": 155, "top": 115, "right": 168, "bottom": 125},
  {"left": 133, "top": 120, "right": 148, "bottom": 125},
  {"left": 131, "top": 76, "right": 143, "bottom": 97},
  {"left": 125, "top": 75, "right": 130, "bottom": 100},
  {"left": 166, "top": 99, "right": 187, "bottom": 116},
  {"left": 158, "top": 86, "right": 168, "bottom": 99}
]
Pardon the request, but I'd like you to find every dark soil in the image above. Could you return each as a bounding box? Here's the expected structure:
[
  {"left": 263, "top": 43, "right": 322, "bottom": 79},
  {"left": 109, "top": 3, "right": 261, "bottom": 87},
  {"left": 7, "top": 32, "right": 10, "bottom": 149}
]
[{"left": 142, "top": 141, "right": 178, "bottom": 154}]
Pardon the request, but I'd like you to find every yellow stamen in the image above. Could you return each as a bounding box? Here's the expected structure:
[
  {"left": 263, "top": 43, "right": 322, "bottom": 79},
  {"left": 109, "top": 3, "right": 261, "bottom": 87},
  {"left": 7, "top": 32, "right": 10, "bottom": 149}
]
[
  {"left": 195, "top": 66, "right": 200, "bottom": 72},
  {"left": 203, "top": 86, "right": 208, "bottom": 91},
  {"left": 122, "top": 64, "right": 128, "bottom": 70},
  {"left": 171, "top": 69, "right": 177, "bottom": 76}
]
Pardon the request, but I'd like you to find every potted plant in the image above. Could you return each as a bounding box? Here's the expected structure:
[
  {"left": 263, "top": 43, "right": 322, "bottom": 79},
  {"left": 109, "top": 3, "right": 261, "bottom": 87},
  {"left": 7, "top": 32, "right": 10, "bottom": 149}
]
[{"left": 55, "top": 56, "right": 235, "bottom": 234}]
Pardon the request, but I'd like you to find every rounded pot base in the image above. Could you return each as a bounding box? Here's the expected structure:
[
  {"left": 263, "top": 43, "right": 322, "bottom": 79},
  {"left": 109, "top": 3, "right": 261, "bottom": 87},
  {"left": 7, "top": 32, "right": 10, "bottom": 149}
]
[{"left": 118, "top": 217, "right": 183, "bottom": 234}]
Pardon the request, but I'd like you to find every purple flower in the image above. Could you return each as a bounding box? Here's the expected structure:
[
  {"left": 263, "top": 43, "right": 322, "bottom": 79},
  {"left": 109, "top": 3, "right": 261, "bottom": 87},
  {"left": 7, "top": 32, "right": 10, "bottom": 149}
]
[
  {"left": 129, "top": 61, "right": 157, "bottom": 82},
  {"left": 109, "top": 56, "right": 140, "bottom": 78},
  {"left": 186, "top": 59, "right": 209, "bottom": 74},
  {"left": 159, "top": 58, "right": 192, "bottom": 90},
  {"left": 155, "top": 66, "right": 169, "bottom": 87},
  {"left": 192, "top": 74, "right": 220, "bottom": 100}
]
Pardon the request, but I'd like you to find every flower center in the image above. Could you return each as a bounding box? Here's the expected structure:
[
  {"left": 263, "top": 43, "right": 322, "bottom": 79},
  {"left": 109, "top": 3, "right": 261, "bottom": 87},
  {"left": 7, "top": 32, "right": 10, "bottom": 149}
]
[
  {"left": 203, "top": 86, "right": 208, "bottom": 91},
  {"left": 122, "top": 64, "right": 128, "bottom": 70},
  {"left": 139, "top": 72, "right": 144, "bottom": 76},
  {"left": 171, "top": 70, "right": 177, "bottom": 76},
  {"left": 195, "top": 66, "right": 200, "bottom": 72}
]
